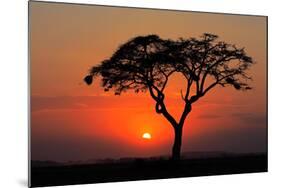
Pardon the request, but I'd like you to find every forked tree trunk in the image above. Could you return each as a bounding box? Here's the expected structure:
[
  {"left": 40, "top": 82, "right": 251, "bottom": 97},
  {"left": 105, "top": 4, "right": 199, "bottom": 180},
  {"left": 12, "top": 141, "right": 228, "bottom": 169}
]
[
  {"left": 172, "top": 125, "right": 183, "bottom": 160},
  {"left": 156, "top": 99, "right": 191, "bottom": 161}
]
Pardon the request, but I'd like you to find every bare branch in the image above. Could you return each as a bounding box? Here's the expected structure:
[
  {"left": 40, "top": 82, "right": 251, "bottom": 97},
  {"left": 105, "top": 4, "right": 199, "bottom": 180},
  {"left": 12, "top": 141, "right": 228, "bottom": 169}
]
[
  {"left": 179, "top": 102, "right": 192, "bottom": 126},
  {"left": 180, "top": 89, "right": 185, "bottom": 101}
]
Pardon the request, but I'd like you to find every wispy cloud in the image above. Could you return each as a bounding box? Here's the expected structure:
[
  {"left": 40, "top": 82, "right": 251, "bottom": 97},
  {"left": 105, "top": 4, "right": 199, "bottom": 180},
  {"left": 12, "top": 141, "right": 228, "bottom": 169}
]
[
  {"left": 232, "top": 112, "right": 267, "bottom": 125},
  {"left": 196, "top": 114, "right": 222, "bottom": 119}
]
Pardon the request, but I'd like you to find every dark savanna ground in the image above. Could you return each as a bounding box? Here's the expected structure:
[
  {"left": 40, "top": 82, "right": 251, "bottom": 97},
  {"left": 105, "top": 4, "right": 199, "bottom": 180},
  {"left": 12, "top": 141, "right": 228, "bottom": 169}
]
[{"left": 30, "top": 153, "right": 267, "bottom": 187}]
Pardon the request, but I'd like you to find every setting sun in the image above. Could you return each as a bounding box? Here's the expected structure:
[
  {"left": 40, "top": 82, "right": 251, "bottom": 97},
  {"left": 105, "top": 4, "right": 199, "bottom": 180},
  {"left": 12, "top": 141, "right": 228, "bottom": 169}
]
[{"left": 142, "top": 133, "right": 151, "bottom": 140}]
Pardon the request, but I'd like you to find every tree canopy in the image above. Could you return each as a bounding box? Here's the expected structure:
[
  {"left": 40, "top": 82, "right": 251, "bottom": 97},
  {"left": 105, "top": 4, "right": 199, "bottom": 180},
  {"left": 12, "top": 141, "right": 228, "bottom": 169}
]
[{"left": 84, "top": 33, "right": 254, "bottom": 105}]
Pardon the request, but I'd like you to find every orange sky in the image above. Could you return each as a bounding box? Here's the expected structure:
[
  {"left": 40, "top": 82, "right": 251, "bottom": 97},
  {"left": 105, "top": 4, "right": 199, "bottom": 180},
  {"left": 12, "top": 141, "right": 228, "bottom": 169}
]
[{"left": 30, "top": 2, "right": 267, "bottom": 162}]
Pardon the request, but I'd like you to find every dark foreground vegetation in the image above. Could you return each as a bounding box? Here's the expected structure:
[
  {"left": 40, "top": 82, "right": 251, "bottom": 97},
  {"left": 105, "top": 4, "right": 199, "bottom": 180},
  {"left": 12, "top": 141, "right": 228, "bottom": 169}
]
[{"left": 31, "top": 153, "right": 267, "bottom": 187}]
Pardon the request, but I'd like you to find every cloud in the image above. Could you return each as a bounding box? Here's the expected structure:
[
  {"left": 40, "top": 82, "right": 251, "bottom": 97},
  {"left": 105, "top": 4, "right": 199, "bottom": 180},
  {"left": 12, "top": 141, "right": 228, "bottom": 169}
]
[
  {"left": 30, "top": 95, "right": 154, "bottom": 113},
  {"left": 73, "top": 103, "right": 88, "bottom": 108},
  {"left": 232, "top": 112, "right": 267, "bottom": 125},
  {"left": 196, "top": 114, "right": 222, "bottom": 119}
]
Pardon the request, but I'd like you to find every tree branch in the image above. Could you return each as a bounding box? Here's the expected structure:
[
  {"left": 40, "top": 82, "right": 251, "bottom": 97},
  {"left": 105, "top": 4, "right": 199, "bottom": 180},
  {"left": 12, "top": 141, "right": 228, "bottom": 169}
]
[
  {"left": 180, "top": 89, "right": 185, "bottom": 101},
  {"left": 147, "top": 82, "right": 178, "bottom": 127},
  {"left": 178, "top": 102, "right": 192, "bottom": 126},
  {"left": 202, "top": 72, "right": 241, "bottom": 95},
  {"left": 200, "top": 56, "right": 241, "bottom": 93}
]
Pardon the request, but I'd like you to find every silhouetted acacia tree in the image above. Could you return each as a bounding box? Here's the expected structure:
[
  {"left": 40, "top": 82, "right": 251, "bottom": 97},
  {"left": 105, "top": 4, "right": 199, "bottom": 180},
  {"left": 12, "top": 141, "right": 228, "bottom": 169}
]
[{"left": 84, "top": 33, "right": 254, "bottom": 160}]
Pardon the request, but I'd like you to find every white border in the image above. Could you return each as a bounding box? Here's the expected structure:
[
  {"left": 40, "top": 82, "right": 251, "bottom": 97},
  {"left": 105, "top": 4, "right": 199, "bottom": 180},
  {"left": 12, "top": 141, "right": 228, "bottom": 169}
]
[{"left": 1, "top": 0, "right": 280, "bottom": 188}]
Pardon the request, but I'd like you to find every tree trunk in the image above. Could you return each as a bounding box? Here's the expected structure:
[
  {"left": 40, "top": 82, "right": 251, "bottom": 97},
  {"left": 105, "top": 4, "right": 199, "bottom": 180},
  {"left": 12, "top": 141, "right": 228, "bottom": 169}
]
[{"left": 172, "top": 125, "right": 183, "bottom": 160}]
